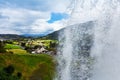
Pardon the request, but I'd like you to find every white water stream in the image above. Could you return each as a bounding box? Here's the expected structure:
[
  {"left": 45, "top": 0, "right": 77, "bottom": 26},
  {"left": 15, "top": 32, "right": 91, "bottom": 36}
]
[{"left": 55, "top": 0, "right": 120, "bottom": 80}]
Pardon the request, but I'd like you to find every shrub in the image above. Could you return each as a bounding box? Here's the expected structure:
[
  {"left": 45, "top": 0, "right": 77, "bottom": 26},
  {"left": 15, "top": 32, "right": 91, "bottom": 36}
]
[
  {"left": 3, "top": 65, "right": 15, "bottom": 75},
  {"left": 0, "top": 65, "right": 22, "bottom": 80}
]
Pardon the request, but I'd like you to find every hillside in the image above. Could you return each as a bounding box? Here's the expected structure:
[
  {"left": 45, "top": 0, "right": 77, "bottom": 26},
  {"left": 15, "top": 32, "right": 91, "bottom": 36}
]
[
  {"left": 0, "top": 34, "right": 25, "bottom": 40},
  {"left": 0, "top": 54, "right": 55, "bottom": 80},
  {"left": 40, "top": 30, "right": 61, "bottom": 40}
]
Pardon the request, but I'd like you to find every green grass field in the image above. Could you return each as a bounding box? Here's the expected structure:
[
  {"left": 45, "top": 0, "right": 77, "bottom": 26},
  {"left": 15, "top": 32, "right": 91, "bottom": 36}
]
[
  {"left": 29, "top": 39, "right": 58, "bottom": 48},
  {"left": 4, "top": 44, "right": 21, "bottom": 49},
  {"left": 0, "top": 54, "right": 55, "bottom": 80},
  {"left": 4, "top": 43, "right": 28, "bottom": 55},
  {"left": 7, "top": 49, "right": 29, "bottom": 55}
]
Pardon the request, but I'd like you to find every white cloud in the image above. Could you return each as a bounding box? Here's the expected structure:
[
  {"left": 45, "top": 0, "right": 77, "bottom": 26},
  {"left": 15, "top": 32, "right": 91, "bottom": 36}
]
[
  {"left": 0, "top": 7, "right": 51, "bottom": 34},
  {"left": 0, "top": 7, "right": 66, "bottom": 34},
  {"left": 0, "top": 28, "right": 21, "bottom": 34},
  {"left": 0, "top": 7, "right": 50, "bottom": 22},
  {"left": 28, "top": 19, "right": 52, "bottom": 34},
  {"left": 27, "top": 18, "right": 66, "bottom": 34},
  {"left": 49, "top": 19, "right": 67, "bottom": 31},
  {"left": 0, "top": 0, "right": 71, "bottom": 34}
]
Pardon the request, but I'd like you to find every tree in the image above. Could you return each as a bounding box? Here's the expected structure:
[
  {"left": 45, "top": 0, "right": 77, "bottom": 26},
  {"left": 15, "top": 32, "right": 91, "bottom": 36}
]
[
  {"left": 0, "top": 41, "right": 6, "bottom": 53},
  {"left": 0, "top": 65, "right": 22, "bottom": 80},
  {"left": 3, "top": 65, "right": 15, "bottom": 75}
]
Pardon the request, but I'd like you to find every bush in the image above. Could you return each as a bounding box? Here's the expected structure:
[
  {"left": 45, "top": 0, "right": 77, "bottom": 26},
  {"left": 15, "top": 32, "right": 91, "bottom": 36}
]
[
  {"left": 3, "top": 65, "right": 15, "bottom": 75},
  {"left": 17, "top": 72, "right": 22, "bottom": 78},
  {"left": 0, "top": 65, "right": 22, "bottom": 80}
]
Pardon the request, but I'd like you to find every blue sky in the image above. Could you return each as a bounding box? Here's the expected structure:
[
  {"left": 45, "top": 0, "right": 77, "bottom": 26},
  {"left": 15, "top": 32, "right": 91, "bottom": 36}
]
[
  {"left": 0, "top": 0, "right": 70, "bottom": 35},
  {"left": 47, "top": 13, "right": 68, "bottom": 23}
]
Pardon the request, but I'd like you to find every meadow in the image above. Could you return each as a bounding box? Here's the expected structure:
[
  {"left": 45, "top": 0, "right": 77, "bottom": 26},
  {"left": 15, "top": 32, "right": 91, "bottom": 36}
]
[
  {"left": 0, "top": 39, "right": 57, "bottom": 80},
  {"left": 0, "top": 54, "right": 55, "bottom": 80}
]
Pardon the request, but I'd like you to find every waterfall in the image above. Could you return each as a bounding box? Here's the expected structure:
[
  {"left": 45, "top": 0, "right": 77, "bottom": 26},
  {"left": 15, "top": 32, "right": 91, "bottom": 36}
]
[
  {"left": 91, "top": 0, "right": 120, "bottom": 80},
  {"left": 55, "top": 0, "right": 120, "bottom": 80}
]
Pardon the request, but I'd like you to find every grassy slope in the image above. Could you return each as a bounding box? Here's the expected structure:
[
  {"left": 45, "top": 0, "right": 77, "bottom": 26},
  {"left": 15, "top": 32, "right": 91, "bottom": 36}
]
[
  {"left": 4, "top": 43, "right": 28, "bottom": 55},
  {"left": 0, "top": 54, "right": 55, "bottom": 80},
  {"left": 7, "top": 49, "right": 28, "bottom": 55},
  {"left": 4, "top": 44, "right": 21, "bottom": 49}
]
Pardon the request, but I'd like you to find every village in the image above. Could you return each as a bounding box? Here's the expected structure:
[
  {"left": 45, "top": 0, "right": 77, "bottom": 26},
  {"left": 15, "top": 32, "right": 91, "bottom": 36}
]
[{"left": 0, "top": 38, "right": 58, "bottom": 55}]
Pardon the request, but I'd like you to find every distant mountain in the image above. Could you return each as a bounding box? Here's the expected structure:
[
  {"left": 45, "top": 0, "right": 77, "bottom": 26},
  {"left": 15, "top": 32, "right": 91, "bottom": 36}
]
[
  {"left": 40, "top": 29, "right": 63, "bottom": 40},
  {"left": 0, "top": 34, "right": 45, "bottom": 40},
  {"left": 0, "top": 34, "right": 25, "bottom": 40},
  {"left": 22, "top": 34, "right": 45, "bottom": 37}
]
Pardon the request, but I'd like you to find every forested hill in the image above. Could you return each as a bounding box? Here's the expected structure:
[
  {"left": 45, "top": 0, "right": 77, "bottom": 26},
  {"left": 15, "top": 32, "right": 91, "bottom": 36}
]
[
  {"left": 0, "top": 34, "right": 26, "bottom": 40},
  {"left": 40, "top": 28, "right": 64, "bottom": 40}
]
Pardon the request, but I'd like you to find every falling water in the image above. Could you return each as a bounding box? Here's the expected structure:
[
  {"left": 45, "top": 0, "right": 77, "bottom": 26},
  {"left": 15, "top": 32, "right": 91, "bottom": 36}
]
[
  {"left": 55, "top": 0, "right": 120, "bottom": 80},
  {"left": 91, "top": 0, "right": 120, "bottom": 80}
]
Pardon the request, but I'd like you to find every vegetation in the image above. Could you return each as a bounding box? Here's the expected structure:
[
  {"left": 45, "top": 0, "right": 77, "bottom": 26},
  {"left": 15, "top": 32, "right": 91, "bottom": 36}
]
[
  {"left": 0, "top": 65, "right": 22, "bottom": 80},
  {"left": 25, "top": 39, "right": 58, "bottom": 48},
  {"left": 0, "top": 54, "right": 55, "bottom": 80},
  {"left": 4, "top": 44, "right": 21, "bottom": 49},
  {"left": 0, "top": 41, "right": 6, "bottom": 53},
  {"left": 0, "top": 34, "right": 57, "bottom": 80},
  {"left": 7, "top": 49, "right": 28, "bottom": 55}
]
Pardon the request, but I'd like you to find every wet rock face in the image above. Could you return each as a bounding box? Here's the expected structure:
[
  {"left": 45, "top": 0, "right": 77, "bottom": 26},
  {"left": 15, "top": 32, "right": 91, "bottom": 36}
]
[
  {"left": 56, "top": 21, "right": 94, "bottom": 80},
  {"left": 69, "top": 22, "right": 93, "bottom": 80}
]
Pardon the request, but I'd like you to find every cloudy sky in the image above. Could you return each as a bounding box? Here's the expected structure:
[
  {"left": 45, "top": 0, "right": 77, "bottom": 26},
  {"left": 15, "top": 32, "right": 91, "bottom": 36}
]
[{"left": 0, "top": 0, "right": 71, "bottom": 35}]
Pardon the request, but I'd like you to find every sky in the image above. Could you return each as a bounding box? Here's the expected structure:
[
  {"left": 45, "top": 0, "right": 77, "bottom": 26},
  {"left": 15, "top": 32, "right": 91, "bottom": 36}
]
[{"left": 0, "top": 0, "right": 71, "bottom": 35}]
